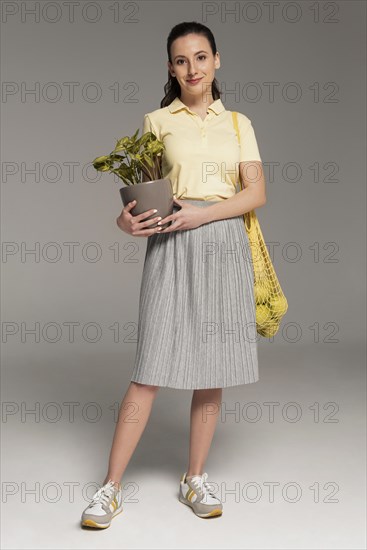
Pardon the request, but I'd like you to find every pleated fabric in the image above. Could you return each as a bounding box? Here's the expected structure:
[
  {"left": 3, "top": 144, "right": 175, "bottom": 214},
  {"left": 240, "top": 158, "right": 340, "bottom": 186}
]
[{"left": 130, "top": 199, "right": 259, "bottom": 390}]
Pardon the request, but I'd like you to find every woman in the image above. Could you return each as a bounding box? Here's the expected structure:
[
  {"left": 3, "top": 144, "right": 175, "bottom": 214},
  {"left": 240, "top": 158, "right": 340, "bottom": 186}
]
[{"left": 81, "top": 21, "right": 266, "bottom": 529}]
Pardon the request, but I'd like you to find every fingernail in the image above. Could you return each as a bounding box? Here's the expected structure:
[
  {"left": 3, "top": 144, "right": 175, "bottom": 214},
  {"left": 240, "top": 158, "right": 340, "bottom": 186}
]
[{"left": 157, "top": 221, "right": 162, "bottom": 225}]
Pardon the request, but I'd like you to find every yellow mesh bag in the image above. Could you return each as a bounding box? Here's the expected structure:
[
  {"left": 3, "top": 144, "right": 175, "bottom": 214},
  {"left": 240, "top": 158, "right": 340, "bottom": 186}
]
[{"left": 232, "top": 111, "right": 288, "bottom": 337}]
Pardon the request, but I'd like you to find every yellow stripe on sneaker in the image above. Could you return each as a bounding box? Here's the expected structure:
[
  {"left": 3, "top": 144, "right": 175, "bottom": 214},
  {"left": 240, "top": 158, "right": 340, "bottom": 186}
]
[{"left": 186, "top": 489, "right": 195, "bottom": 502}]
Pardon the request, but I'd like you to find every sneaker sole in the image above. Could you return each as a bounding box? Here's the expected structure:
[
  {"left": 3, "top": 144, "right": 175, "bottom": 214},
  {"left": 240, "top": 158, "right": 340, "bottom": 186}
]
[
  {"left": 81, "top": 508, "right": 123, "bottom": 529},
  {"left": 179, "top": 493, "right": 222, "bottom": 518}
]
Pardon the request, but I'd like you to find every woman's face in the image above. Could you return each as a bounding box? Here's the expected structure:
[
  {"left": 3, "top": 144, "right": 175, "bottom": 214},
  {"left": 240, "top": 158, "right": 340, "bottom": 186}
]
[{"left": 168, "top": 33, "right": 220, "bottom": 99}]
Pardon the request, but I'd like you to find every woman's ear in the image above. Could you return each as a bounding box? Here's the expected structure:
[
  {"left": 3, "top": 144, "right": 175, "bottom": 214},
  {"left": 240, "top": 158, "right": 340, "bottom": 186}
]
[{"left": 167, "top": 61, "right": 175, "bottom": 77}]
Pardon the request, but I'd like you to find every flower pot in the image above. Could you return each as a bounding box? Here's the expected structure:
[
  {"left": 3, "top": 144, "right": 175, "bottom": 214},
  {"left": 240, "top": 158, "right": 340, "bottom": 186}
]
[{"left": 119, "top": 178, "right": 174, "bottom": 230}]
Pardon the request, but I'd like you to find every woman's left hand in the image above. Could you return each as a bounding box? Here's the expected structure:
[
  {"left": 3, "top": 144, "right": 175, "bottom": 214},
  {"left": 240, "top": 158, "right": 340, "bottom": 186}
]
[{"left": 157, "top": 198, "right": 207, "bottom": 233}]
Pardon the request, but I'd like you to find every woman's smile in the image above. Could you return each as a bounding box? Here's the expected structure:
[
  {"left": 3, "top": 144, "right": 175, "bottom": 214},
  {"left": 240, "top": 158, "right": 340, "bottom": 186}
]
[{"left": 186, "top": 77, "right": 203, "bottom": 85}]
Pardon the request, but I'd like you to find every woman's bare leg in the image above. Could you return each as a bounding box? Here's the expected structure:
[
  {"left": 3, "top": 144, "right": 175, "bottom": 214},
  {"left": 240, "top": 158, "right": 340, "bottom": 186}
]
[
  {"left": 103, "top": 381, "right": 159, "bottom": 486},
  {"left": 186, "top": 388, "right": 222, "bottom": 477}
]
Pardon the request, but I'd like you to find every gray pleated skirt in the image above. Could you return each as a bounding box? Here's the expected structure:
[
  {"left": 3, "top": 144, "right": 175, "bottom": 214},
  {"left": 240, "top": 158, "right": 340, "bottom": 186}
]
[{"left": 130, "top": 199, "right": 259, "bottom": 390}]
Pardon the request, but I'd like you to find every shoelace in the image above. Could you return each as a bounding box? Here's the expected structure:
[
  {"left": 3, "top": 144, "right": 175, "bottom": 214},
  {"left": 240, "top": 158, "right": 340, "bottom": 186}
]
[
  {"left": 88, "top": 480, "right": 116, "bottom": 508},
  {"left": 188, "top": 472, "right": 217, "bottom": 498}
]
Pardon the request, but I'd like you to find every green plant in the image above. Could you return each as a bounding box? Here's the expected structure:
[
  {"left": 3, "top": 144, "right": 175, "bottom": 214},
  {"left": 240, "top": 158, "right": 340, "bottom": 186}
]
[{"left": 92, "top": 129, "right": 165, "bottom": 185}]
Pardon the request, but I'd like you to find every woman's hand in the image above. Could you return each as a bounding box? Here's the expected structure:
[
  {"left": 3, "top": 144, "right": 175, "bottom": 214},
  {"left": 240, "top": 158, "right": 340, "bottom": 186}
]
[
  {"left": 157, "top": 198, "right": 208, "bottom": 233},
  {"left": 116, "top": 200, "right": 163, "bottom": 237}
]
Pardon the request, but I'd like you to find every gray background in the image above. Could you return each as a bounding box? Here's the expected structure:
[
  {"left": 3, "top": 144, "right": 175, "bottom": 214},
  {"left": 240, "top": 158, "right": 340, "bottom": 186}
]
[{"left": 1, "top": 1, "right": 366, "bottom": 548}]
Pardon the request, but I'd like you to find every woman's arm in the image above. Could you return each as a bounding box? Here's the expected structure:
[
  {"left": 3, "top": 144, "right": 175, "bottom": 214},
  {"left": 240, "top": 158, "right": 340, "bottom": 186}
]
[{"left": 201, "top": 161, "right": 266, "bottom": 223}]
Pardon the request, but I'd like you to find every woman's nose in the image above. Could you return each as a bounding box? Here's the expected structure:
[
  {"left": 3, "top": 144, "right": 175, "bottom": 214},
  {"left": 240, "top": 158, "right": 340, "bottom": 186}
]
[{"left": 187, "top": 63, "right": 198, "bottom": 75}]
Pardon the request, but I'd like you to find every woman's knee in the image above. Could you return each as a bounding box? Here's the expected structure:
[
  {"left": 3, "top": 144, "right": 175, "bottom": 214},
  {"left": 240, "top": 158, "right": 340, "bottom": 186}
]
[{"left": 131, "top": 381, "right": 160, "bottom": 393}]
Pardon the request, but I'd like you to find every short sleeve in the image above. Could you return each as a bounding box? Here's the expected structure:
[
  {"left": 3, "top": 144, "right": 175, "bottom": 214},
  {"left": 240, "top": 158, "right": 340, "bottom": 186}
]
[
  {"left": 238, "top": 114, "right": 262, "bottom": 162},
  {"left": 143, "top": 113, "right": 160, "bottom": 140}
]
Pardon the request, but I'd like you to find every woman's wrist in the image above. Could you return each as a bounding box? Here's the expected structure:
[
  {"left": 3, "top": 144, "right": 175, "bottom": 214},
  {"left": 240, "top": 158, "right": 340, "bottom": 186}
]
[{"left": 200, "top": 206, "right": 214, "bottom": 225}]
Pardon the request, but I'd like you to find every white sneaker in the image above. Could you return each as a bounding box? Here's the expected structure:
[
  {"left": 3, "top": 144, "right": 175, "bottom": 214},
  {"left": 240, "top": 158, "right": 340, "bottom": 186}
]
[
  {"left": 81, "top": 479, "right": 123, "bottom": 529},
  {"left": 179, "top": 472, "right": 223, "bottom": 518}
]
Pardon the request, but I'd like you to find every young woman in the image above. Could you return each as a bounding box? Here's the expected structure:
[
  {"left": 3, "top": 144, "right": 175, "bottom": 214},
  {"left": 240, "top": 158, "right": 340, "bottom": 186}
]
[{"left": 81, "top": 21, "right": 266, "bottom": 529}]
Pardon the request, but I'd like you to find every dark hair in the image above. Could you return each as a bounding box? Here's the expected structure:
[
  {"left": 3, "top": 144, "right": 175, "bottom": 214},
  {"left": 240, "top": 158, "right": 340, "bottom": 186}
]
[{"left": 160, "top": 21, "right": 221, "bottom": 108}]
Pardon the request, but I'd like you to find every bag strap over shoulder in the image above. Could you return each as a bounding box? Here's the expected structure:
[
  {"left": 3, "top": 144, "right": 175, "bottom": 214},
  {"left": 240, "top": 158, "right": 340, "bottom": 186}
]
[
  {"left": 232, "top": 111, "right": 240, "bottom": 146},
  {"left": 232, "top": 111, "right": 243, "bottom": 191}
]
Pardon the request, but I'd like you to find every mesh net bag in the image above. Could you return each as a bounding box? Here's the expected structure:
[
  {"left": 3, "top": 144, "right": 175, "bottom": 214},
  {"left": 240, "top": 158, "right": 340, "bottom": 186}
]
[{"left": 232, "top": 112, "right": 288, "bottom": 337}]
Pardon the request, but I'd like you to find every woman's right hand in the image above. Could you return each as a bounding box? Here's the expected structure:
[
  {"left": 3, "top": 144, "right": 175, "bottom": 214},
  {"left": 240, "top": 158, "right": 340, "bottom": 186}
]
[{"left": 116, "top": 200, "right": 163, "bottom": 236}]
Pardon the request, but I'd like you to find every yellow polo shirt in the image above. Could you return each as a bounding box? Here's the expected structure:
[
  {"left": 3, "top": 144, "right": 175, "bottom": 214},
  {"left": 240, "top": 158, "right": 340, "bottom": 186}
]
[{"left": 142, "top": 96, "right": 262, "bottom": 201}]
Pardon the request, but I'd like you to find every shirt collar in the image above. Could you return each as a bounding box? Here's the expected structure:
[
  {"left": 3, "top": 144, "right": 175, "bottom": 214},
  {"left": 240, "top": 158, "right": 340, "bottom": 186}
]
[{"left": 168, "top": 96, "right": 225, "bottom": 115}]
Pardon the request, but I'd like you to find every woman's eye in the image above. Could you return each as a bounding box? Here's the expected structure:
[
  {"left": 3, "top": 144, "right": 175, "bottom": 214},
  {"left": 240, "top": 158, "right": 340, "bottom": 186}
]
[{"left": 176, "top": 56, "right": 206, "bottom": 65}]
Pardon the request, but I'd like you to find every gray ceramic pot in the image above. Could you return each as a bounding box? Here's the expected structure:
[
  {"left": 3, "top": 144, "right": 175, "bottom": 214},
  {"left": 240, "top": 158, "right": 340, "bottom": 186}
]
[{"left": 119, "top": 178, "right": 174, "bottom": 229}]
